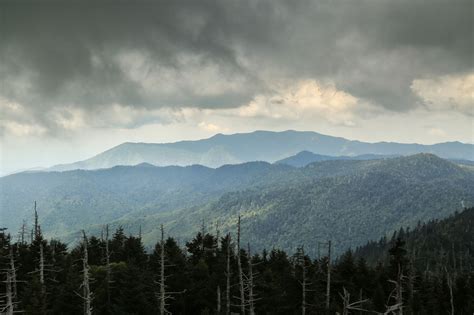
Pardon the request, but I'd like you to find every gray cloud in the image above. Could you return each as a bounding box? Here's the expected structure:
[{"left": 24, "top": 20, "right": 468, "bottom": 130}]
[{"left": 1, "top": 0, "right": 472, "bottom": 134}]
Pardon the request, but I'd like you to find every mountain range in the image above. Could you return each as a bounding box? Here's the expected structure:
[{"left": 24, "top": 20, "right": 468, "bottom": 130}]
[
  {"left": 1, "top": 153, "right": 473, "bottom": 256},
  {"left": 46, "top": 130, "right": 474, "bottom": 171}
]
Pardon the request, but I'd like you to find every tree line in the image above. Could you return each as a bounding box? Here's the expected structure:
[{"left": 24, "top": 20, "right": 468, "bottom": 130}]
[{"left": 1, "top": 205, "right": 473, "bottom": 314}]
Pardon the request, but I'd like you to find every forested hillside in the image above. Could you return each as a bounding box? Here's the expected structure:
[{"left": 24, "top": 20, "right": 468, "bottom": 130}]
[
  {"left": 0, "top": 162, "right": 292, "bottom": 235},
  {"left": 275, "top": 150, "right": 395, "bottom": 167},
  {"left": 354, "top": 206, "right": 474, "bottom": 270},
  {"left": 1, "top": 154, "right": 473, "bottom": 256},
  {"left": 1, "top": 208, "right": 473, "bottom": 314},
  {"left": 275, "top": 150, "right": 473, "bottom": 169},
  {"left": 133, "top": 154, "right": 474, "bottom": 255}
]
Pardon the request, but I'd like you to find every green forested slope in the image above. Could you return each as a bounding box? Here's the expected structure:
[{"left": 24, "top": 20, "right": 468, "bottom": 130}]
[
  {"left": 354, "top": 206, "right": 474, "bottom": 270},
  {"left": 1, "top": 154, "right": 473, "bottom": 255},
  {"left": 150, "top": 154, "right": 473, "bottom": 256}
]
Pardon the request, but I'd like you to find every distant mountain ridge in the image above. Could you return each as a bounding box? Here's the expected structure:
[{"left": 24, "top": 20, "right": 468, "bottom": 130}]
[
  {"left": 46, "top": 130, "right": 474, "bottom": 172},
  {"left": 2, "top": 153, "right": 473, "bottom": 256}
]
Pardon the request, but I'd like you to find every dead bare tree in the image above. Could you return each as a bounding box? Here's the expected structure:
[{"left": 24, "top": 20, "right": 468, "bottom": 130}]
[
  {"left": 225, "top": 233, "right": 231, "bottom": 315},
  {"left": 77, "top": 231, "right": 93, "bottom": 315},
  {"left": 445, "top": 267, "right": 454, "bottom": 315},
  {"left": 35, "top": 242, "right": 49, "bottom": 314},
  {"left": 34, "top": 202, "right": 38, "bottom": 236},
  {"left": 324, "top": 240, "right": 332, "bottom": 313},
  {"left": 1, "top": 244, "right": 21, "bottom": 315},
  {"left": 27, "top": 240, "right": 60, "bottom": 314},
  {"left": 246, "top": 243, "right": 257, "bottom": 315},
  {"left": 18, "top": 220, "right": 27, "bottom": 245},
  {"left": 296, "top": 246, "right": 312, "bottom": 315},
  {"left": 302, "top": 261, "right": 307, "bottom": 315},
  {"left": 39, "top": 243, "right": 45, "bottom": 291},
  {"left": 1, "top": 271, "right": 14, "bottom": 315},
  {"left": 383, "top": 265, "right": 404, "bottom": 315},
  {"left": 33, "top": 201, "right": 42, "bottom": 240},
  {"left": 338, "top": 287, "right": 370, "bottom": 315},
  {"left": 103, "top": 225, "right": 112, "bottom": 311},
  {"left": 393, "top": 265, "right": 403, "bottom": 315},
  {"left": 9, "top": 247, "right": 17, "bottom": 299},
  {"left": 215, "top": 221, "right": 221, "bottom": 314},
  {"left": 158, "top": 224, "right": 168, "bottom": 315},
  {"left": 236, "top": 216, "right": 246, "bottom": 315},
  {"left": 156, "top": 224, "right": 184, "bottom": 314}
]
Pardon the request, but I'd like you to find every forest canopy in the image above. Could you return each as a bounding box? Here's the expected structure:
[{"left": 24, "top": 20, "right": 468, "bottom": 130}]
[{"left": 1, "top": 207, "right": 473, "bottom": 314}]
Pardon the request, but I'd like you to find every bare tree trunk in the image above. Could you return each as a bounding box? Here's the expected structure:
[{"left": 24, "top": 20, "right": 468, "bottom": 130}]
[
  {"left": 33, "top": 201, "right": 42, "bottom": 240},
  {"left": 226, "top": 233, "right": 231, "bottom": 315},
  {"left": 341, "top": 288, "right": 350, "bottom": 315},
  {"left": 39, "top": 243, "right": 45, "bottom": 289},
  {"left": 325, "top": 240, "right": 332, "bottom": 313},
  {"left": 9, "top": 246, "right": 17, "bottom": 298},
  {"left": 19, "top": 220, "right": 26, "bottom": 245},
  {"left": 394, "top": 264, "right": 404, "bottom": 315},
  {"left": 237, "top": 216, "right": 246, "bottom": 315},
  {"left": 340, "top": 287, "right": 370, "bottom": 315},
  {"left": 300, "top": 247, "right": 307, "bottom": 315},
  {"left": 82, "top": 231, "right": 92, "bottom": 315},
  {"left": 154, "top": 225, "right": 184, "bottom": 314},
  {"left": 247, "top": 243, "right": 255, "bottom": 315},
  {"left": 37, "top": 242, "right": 48, "bottom": 314},
  {"left": 158, "top": 224, "right": 169, "bottom": 315},
  {"left": 216, "top": 221, "right": 221, "bottom": 314},
  {"left": 5, "top": 271, "right": 13, "bottom": 315},
  {"left": 385, "top": 266, "right": 404, "bottom": 314},
  {"left": 105, "top": 225, "right": 112, "bottom": 311},
  {"left": 34, "top": 201, "right": 38, "bottom": 238},
  {"left": 446, "top": 269, "right": 454, "bottom": 315}
]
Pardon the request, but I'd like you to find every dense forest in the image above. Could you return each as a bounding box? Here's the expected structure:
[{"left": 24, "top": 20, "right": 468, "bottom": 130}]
[
  {"left": 1, "top": 208, "right": 473, "bottom": 314},
  {"left": 354, "top": 206, "right": 474, "bottom": 270},
  {"left": 2, "top": 154, "right": 473, "bottom": 258}
]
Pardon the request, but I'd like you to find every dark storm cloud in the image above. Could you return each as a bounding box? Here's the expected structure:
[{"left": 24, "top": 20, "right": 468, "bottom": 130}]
[{"left": 0, "top": 0, "right": 472, "bottom": 132}]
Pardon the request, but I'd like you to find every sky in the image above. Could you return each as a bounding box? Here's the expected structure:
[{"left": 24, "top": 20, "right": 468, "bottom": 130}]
[{"left": 0, "top": 0, "right": 473, "bottom": 175}]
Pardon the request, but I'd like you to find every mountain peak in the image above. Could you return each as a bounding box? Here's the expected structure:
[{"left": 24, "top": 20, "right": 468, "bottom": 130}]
[
  {"left": 369, "top": 153, "right": 464, "bottom": 181},
  {"left": 45, "top": 130, "right": 473, "bottom": 172},
  {"left": 400, "top": 152, "right": 454, "bottom": 164}
]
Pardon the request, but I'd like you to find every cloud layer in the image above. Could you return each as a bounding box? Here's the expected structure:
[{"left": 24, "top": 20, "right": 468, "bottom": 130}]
[
  {"left": 411, "top": 73, "right": 474, "bottom": 116},
  {"left": 1, "top": 0, "right": 472, "bottom": 136}
]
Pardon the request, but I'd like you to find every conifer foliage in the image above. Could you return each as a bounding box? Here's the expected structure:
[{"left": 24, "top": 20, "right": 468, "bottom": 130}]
[{"left": 0, "top": 206, "right": 473, "bottom": 314}]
